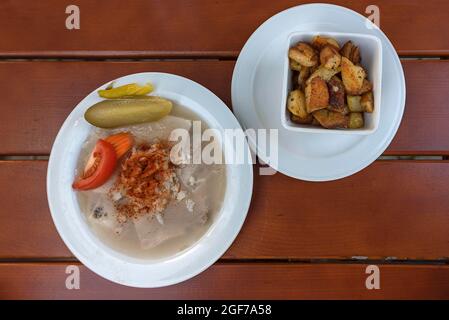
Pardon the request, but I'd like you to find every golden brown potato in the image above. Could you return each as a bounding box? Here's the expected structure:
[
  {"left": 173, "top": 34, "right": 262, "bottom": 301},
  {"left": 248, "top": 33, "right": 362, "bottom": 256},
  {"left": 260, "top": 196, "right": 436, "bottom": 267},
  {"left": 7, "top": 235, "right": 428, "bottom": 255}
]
[
  {"left": 313, "top": 109, "right": 349, "bottom": 129},
  {"left": 312, "top": 35, "right": 340, "bottom": 50},
  {"left": 328, "top": 104, "right": 349, "bottom": 115},
  {"left": 306, "top": 66, "right": 341, "bottom": 84},
  {"left": 287, "top": 89, "right": 307, "bottom": 118},
  {"left": 305, "top": 77, "right": 329, "bottom": 113},
  {"left": 341, "top": 57, "right": 366, "bottom": 93},
  {"left": 348, "top": 112, "right": 364, "bottom": 129},
  {"left": 320, "top": 45, "right": 341, "bottom": 70},
  {"left": 340, "top": 41, "right": 361, "bottom": 64},
  {"left": 297, "top": 66, "right": 310, "bottom": 89},
  {"left": 327, "top": 76, "right": 345, "bottom": 109},
  {"left": 288, "top": 42, "right": 318, "bottom": 67},
  {"left": 311, "top": 117, "right": 321, "bottom": 126},
  {"left": 289, "top": 59, "right": 302, "bottom": 71},
  {"left": 360, "top": 91, "right": 374, "bottom": 113},
  {"left": 347, "top": 95, "right": 364, "bottom": 112},
  {"left": 346, "top": 79, "right": 372, "bottom": 95},
  {"left": 291, "top": 113, "right": 313, "bottom": 124}
]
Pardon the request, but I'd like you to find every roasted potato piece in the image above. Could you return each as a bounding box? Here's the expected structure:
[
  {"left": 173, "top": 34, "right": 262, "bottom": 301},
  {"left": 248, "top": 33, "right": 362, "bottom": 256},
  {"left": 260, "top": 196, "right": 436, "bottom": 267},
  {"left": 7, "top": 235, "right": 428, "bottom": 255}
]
[
  {"left": 320, "top": 45, "right": 341, "bottom": 69},
  {"left": 327, "top": 76, "right": 345, "bottom": 109},
  {"left": 341, "top": 57, "right": 366, "bottom": 93},
  {"left": 312, "top": 35, "right": 340, "bottom": 50},
  {"left": 297, "top": 66, "right": 310, "bottom": 89},
  {"left": 328, "top": 104, "right": 349, "bottom": 115},
  {"left": 346, "top": 79, "right": 372, "bottom": 95},
  {"left": 348, "top": 112, "right": 364, "bottom": 129},
  {"left": 360, "top": 91, "right": 374, "bottom": 113},
  {"left": 313, "top": 109, "right": 349, "bottom": 129},
  {"left": 311, "top": 117, "right": 321, "bottom": 126},
  {"left": 340, "top": 41, "right": 361, "bottom": 64},
  {"left": 306, "top": 66, "right": 341, "bottom": 84},
  {"left": 289, "top": 59, "right": 302, "bottom": 71},
  {"left": 347, "top": 95, "right": 363, "bottom": 112},
  {"left": 305, "top": 77, "right": 329, "bottom": 113},
  {"left": 291, "top": 113, "right": 313, "bottom": 124},
  {"left": 287, "top": 90, "right": 307, "bottom": 118},
  {"left": 289, "top": 42, "right": 318, "bottom": 67}
]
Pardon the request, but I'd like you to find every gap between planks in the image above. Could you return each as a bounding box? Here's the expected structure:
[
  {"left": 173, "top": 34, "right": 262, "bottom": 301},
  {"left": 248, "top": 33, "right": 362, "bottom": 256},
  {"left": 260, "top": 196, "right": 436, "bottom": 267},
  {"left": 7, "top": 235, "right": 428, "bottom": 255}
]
[{"left": 0, "top": 258, "right": 447, "bottom": 266}]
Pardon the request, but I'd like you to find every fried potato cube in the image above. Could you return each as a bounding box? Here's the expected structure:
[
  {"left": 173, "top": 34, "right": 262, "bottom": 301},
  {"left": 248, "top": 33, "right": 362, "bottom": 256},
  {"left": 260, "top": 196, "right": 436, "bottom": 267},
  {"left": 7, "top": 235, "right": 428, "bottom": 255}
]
[
  {"left": 346, "top": 79, "right": 372, "bottom": 95},
  {"left": 312, "top": 35, "right": 340, "bottom": 50},
  {"left": 306, "top": 66, "right": 341, "bottom": 85},
  {"left": 290, "top": 59, "right": 302, "bottom": 71},
  {"left": 287, "top": 89, "right": 307, "bottom": 118},
  {"left": 313, "top": 109, "right": 349, "bottom": 129},
  {"left": 340, "top": 41, "right": 361, "bottom": 64},
  {"left": 361, "top": 91, "right": 374, "bottom": 113},
  {"left": 328, "top": 104, "right": 349, "bottom": 115},
  {"left": 297, "top": 66, "right": 310, "bottom": 89},
  {"left": 341, "top": 57, "right": 366, "bottom": 93},
  {"left": 305, "top": 77, "right": 329, "bottom": 113},
  {"left": 327, "top": 76, "right": 345, "bottom": 109},
  {"left": 320, "top": 45, "right": 341, "bottom": 70},
  {"left": 291, "top": 113, "right": 313, "bottom": 124},
  {"left": 348, "top": 112, "right": 364, "bottom": 129},
  {"left": 347, "top": 95, "right": 364, "bottom": 112},
  {"left": 289, "top": 42, "right": 318, "bottom": 67}
]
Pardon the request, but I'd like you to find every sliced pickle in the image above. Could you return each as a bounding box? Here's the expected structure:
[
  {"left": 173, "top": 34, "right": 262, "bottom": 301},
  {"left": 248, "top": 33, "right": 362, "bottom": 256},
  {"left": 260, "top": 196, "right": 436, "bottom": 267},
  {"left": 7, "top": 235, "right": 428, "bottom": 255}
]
[
  {"left": 85, "top": 97, "right": 172, "bottom": 128},
  {"left": 98, "top": 82, "right": 154, "bottom": 99}
]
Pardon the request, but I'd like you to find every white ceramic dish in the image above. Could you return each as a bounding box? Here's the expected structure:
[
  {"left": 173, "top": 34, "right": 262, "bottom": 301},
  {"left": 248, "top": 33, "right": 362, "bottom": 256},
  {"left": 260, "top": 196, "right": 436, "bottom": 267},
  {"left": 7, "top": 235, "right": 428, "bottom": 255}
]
[
  {"left": 47, "top": 72, "right": 253, "bottom": 288},
  {"left": 281, "top": 31, "right": 383, "bottom": 134},
  {"left": 232, "top": 3, "right": 405, "bottom": 181}
]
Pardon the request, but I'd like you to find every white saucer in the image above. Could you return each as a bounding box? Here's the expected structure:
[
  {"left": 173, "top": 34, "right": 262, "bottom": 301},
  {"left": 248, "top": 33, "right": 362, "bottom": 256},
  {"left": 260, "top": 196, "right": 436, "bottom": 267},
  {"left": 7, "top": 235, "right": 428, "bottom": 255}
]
[
  {"left": 232, "top": 4, "right": 406, "bottom": 181},
  {"left": 47, "top": 73, "right": 253, "bottom": 287}
]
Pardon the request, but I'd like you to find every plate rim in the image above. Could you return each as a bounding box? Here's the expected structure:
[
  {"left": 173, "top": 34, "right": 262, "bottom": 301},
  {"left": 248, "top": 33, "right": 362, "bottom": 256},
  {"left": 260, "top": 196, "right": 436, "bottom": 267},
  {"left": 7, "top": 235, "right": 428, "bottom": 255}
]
[{"left": 47, "top": 72, "right": 253, "bottom": 287}]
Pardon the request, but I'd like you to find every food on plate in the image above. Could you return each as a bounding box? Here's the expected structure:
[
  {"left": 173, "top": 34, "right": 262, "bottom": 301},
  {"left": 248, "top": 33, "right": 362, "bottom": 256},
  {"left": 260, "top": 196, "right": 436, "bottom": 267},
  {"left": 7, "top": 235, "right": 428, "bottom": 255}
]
[
  {"left": 312, "top": 35, "right": 340, "bottom": 50},
  {"left": 361, "top": 92, "right": 374, "bottom": 113},
  {"left": 98, "top": 82, "right": 154, "bottom": 98},
  {"left": 286, "top": 35, "right": 374, "bottom": 129},
  {"left": 347, "top": 95, "right": 363, "bottom": 112},
  {"left": 288, "top": 42, "right": 318, "bottom": 67},
  {"left": 320, "top": 45, "right": 341, "bottom": 70},
  {"left": 327, "top": 76, "right": 345, "bottom": 110},
  {"left": 340, "top": 40, "right": 361, "bottom": 64},
  {"left": 74, "top": 82, "right": 226, "bottom": 258},
  {"left": 85, "top": 97, "right": 172, "bottom": 128},
  {"left": 305, "top": 77, "right": 329, "bottom": 113},
  {"left": 287, "top": 89, "right": 307, "bottom": 118},
  {"left": 312, "top": 109, "right": 348, "bottom": 129},
  {"left": 348, "top": 112, "right": 364, "bottom": 129}
]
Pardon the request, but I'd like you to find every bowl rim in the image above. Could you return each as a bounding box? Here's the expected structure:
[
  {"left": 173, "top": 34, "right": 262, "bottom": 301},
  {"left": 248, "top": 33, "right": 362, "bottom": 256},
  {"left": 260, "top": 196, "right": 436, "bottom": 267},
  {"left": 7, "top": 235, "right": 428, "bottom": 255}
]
[{"left": 281, "top": 31, "right": 383, "bottom": 135}]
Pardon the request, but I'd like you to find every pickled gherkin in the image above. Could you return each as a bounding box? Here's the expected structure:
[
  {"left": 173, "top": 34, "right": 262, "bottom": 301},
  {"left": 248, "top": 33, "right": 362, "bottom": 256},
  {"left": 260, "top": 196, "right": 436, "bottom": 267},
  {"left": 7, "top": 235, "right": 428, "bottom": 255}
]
[
  {"left": 98, "top": 82, "right": 154, "bottom": 99},
  {"left": 85, "top": 97, "right": 172, "bottom": 128}
]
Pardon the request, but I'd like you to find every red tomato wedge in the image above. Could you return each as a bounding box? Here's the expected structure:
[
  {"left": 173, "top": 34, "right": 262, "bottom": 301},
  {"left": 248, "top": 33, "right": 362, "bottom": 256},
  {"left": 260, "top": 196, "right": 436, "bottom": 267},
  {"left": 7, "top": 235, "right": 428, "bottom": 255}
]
[{"left": 72, "top": 139, "right": 117, "bottom": 190}]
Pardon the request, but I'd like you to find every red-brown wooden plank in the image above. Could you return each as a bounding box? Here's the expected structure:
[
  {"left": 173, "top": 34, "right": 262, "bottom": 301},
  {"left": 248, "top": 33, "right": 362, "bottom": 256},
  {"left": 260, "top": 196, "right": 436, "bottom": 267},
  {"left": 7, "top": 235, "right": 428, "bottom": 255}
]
[
  {"left": 0, "top": 1, "right": 448, "bottom": 57},
  {"left": 1, "top": 262, "right": 449, "bottom": 299},
  {"left": 1, "top": 160, "right": 449, "bottom": 260},
  {"left": 0, "top": 60, "right": 448, "bottom": 155}
]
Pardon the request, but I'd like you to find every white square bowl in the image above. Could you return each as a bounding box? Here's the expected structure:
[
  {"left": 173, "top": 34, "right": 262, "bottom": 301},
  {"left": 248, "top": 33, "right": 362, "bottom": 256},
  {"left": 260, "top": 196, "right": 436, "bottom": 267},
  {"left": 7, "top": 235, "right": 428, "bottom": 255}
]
[{"left": 281, "top": 31, "right": 383, "bottom": 134}]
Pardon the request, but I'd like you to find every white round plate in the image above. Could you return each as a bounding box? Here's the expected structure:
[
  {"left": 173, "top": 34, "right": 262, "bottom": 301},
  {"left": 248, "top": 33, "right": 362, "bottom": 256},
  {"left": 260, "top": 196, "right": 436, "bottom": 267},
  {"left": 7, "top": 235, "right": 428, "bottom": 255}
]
[
  {"left": 47, "top": 72, "right": 253, "bottom": 287},
  {"left": 232, "top": 4, "right": 406, "bottom": 181}
]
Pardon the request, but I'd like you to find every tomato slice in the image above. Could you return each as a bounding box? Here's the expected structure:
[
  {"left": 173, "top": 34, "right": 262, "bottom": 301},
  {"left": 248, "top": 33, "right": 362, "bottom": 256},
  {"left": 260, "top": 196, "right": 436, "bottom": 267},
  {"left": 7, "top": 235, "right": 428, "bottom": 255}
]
[{"left": 72, "top": 139, "right": 117, "bottom": 190}]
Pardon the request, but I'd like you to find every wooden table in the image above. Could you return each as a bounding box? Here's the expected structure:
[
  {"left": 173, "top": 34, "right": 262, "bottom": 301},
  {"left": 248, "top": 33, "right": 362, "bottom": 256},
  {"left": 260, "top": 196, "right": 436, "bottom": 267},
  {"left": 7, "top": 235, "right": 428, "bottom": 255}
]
[{"left": 1, "top": 0, "right": 449, "bottom": 300}]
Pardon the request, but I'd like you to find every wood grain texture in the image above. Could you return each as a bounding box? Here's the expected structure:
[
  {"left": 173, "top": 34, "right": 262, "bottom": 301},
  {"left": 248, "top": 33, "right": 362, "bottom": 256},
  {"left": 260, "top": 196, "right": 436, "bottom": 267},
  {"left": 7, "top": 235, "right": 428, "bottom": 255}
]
[
  {"left": 2, "top": 160, "right": 449, "bottom": 260},
  {"left": 1, "top": 262, "right": 449, "bottom": 299},
  {"left": 0, "top": 1, "right": 448, "bottom": 57},
  {"left": 0, "top": 60, "right": 449, "bottom": 155}
]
